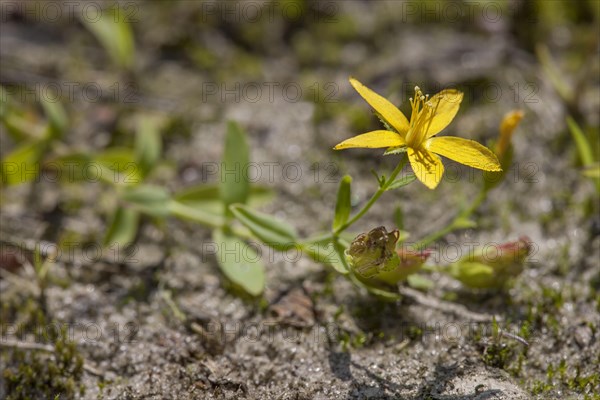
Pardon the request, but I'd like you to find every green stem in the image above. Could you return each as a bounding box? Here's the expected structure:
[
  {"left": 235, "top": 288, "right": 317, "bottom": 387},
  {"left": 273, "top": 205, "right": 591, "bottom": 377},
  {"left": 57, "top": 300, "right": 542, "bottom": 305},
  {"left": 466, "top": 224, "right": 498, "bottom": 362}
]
[
  {"left": 301, "top": 232, "right": 335, "bottom": 245},
  {"left": 415, "top": 187, "right": 488, "bottom": 249},
  {"left": 333, "top": 154, "right": 408, "bottom": 236}
]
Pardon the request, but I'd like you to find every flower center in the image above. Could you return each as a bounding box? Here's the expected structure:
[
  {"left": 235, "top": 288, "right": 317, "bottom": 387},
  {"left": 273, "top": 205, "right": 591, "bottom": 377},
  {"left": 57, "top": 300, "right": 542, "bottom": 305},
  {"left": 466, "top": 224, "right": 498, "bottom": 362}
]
[{"left": 405, "top": 86, "right": 439, "bottom": 148}]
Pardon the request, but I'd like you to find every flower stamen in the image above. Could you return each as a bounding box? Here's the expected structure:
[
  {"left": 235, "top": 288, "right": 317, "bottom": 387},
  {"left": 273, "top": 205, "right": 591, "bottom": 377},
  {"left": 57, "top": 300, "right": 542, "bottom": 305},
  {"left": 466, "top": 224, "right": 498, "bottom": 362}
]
[{"left": 406, "top": 86, "right": 437, "bottom": 148}]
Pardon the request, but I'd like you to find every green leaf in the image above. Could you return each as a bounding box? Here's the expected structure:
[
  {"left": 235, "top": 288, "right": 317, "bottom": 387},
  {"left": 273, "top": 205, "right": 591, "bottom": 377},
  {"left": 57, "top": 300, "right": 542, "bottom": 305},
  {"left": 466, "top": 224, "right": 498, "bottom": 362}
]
[
  {"left": 103, "top": 206, "right": 139, "bottom": 248},
  {"left": 135, "top": 116, "right": 162, "bottom": 177},
  {"left": 393, "top": 204, "right": 404, "bottom": 231},
  {"left": 213, "top": 229, "right": 265, "bottom": 296},
  {"left": 1, "top": 141, "right": 46, "bottom": 185},
  {"left": 332, "top": 175, "right": 352, "bottom": 231},
  {"left": 44, "top": 153, "right": 91, "bottom": 182},
  {"left": 81, "top": 6, "right": 135, "bottom": 69},
  {"left": 168, "top": 199, "right": 225, "bottom": 227},
  {"left": 536, "top": 44, "right": 573, "bottom": 103},
  {"left": 0, "top": 90, "right": 46, "bottom": 141},
  {"left": 567, "top": 116, "right": 594, "bottom": 167},
  {"left": 300, "top": 239, "right": 349, "bottom": 274},
  {"left": 229, "top": 204, "right": 297, "bottom": 251},
  {"left": 174, "top": 185, "right": 222, "bottom": 213},
  {"left": 1, "top": 111, "right": 44, "bottom": 142},
  {"left": 220, "top": 121, "right": 250, "bottom": 212},
  {"left": 332, "top": 238, "right": 351, "bottom": 273},
  {"left": 386, "top": 174, "right": 416, "bottom": 190},
  {"left": 174, "top": 184, "right": 272, "bottom": 215},
  {"left": 94, "top": 148, "right": 142, "bottom": 186},
  {"left": 120, "top": 185, "right": 170, "bottom": 217},
  {"left": 40, "top": 95, "right": 68, "bottom": 140}
]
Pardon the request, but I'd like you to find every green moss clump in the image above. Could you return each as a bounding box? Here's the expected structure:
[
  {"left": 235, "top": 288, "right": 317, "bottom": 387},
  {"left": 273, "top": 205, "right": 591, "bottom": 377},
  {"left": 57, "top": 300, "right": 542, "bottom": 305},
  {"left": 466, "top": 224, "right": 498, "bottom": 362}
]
[
  {"left": 482, "top": 342, "right": 513, "bottom": 369},
  {"left": 3, "top": 329, "right": 85, "bottom": 400}
]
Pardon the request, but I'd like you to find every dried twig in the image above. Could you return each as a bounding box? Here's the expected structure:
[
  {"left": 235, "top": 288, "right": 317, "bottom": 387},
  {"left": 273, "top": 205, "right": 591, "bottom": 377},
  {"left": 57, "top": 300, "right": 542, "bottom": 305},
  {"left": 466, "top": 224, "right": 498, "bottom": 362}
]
[{"left": 398, "top": 286, "right": 501, "bottom": 323}]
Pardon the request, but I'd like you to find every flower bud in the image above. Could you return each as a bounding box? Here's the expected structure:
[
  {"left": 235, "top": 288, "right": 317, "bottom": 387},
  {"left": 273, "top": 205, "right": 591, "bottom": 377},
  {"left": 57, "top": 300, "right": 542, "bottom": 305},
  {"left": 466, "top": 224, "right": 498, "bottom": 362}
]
[
  {"left": 450, "top": 236, "right": 532, "bottom": 289},
  {"left": 374, "top": 248, "right": 431, "bottom": 285},
  {"left": 346, "top": 226, "right": 400, "bottom": 278},
  {"left": 484, "top": 110, "right": 524, "bottom": 190},
  {"left": 346, "top": 226, "right": 431, "bottom": 288},
  {"left": 496, "top": 110, "right": 524, "bottom": 161}
]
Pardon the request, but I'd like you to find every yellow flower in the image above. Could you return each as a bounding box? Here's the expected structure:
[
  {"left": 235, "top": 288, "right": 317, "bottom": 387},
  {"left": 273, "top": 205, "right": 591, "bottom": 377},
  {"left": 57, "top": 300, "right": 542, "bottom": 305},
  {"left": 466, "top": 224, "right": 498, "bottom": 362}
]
[{"left": 334, "top": 78, "right": 502, "bottom": 189}]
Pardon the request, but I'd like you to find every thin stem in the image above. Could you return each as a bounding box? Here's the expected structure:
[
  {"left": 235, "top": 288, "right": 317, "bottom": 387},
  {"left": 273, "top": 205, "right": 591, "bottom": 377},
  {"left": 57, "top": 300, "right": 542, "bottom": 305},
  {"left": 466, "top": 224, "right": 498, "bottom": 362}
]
[
  {"left": 301, "top": 232, "right": 335, "bottom": 245},
  {"left": 333, "top": 154, "right": 408, "bottom": 236},
  {"left": 415, "top": 187, "right": 488, "bottom": 249}
]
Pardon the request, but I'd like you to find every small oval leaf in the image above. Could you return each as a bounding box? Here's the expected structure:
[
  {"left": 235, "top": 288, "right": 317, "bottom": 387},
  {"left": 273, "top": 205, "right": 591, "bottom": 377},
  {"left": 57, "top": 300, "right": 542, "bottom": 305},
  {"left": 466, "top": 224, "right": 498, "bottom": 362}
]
[
  {"left": 332, "top": 175, "right": 352, "bottom": 231},
  {"left": 229, "top": 204, "right": 297, "bottom": 251},
  {"left": 135, "top": 116, "right": 162, "bottom": 177},
  {"left": 386, "top": 174, "right": 416, "bottom": 191},
  {"left": 40, "top": 95, "right": 68, "bottom": 139},
  {"left": 168, "top": 199, "right": 225, "bottom": 227},
  {"left": 81, "top": 6, "right": 135, "bottom": 69},
  {"left": 94, "top": 148, "right": 142, "bottom": 186},
  {"left": 1, "top": 141, "right": 46, "bottom": 185},
  {"left": 213, "top": 229, "right": 265, "bottom": 296},
  {"left": 301, "top": 239, "right": 349, "bottom": 274},
  {"left": 120, "top": 185, "right": 170, "bottom": 217},
  {"left": 44, "top": 153, "right": 92, "bottom": 182},
  {"left": 220, "top": 121, "right": 250, "bottom": 211},
  {"left": 104, "top": 206, "right": 139, "bottom": 248}
]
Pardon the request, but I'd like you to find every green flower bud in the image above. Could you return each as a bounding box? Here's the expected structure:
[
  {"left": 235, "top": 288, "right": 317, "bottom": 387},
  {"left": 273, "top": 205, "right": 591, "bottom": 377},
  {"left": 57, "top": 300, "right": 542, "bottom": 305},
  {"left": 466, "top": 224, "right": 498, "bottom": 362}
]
[
  {"left": 450, "top": 236, "right": 532, "bottom": 289},
  {"left": 375, "top": 248, "right": 431, "bottom": 285},
  {"left": 346, "top": 226, "right": 400, "bottom": 278}
]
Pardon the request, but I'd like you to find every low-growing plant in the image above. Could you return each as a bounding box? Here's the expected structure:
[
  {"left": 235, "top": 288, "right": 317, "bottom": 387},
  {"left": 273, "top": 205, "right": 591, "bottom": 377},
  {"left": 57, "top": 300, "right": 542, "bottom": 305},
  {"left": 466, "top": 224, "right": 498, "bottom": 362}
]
[{"left": 1, "top": 78, "right": 531, "bottom": 298}]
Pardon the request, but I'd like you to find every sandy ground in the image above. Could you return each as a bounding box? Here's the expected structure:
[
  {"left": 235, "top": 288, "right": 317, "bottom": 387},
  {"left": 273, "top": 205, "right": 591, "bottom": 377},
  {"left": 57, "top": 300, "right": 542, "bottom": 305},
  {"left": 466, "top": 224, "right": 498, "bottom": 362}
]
[{"left": 1, "top": 1, "right": 599, "bottom": 399}]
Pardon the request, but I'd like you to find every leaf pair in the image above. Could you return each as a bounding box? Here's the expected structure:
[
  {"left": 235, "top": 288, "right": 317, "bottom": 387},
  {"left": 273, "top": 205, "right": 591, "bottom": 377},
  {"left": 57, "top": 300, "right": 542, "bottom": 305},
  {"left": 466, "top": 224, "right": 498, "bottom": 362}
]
[{"left": 214, "top": 122, "right": 262, "bottom": 296}]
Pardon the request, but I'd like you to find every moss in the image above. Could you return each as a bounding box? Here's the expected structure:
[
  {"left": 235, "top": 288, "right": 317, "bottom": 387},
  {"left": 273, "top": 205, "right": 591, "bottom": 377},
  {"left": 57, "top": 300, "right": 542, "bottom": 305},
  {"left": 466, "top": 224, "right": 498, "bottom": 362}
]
[
  {"left": 482, "top": 342, "right": 513, "bottom": 369},
  {"left": 528, "top": 360, "right": 600, "bottom": 397},
  {"left": 3, "top": 329, "right": 85, "bottom": 399},
  {"left": 531, "top": 379, "right": 553, "bottom": 395},
  {"left": 338, "top": 330, "right": 369, "bottom": 351},
  {"left": 2, "top": 286, "right": 85, "bottom": 399}
]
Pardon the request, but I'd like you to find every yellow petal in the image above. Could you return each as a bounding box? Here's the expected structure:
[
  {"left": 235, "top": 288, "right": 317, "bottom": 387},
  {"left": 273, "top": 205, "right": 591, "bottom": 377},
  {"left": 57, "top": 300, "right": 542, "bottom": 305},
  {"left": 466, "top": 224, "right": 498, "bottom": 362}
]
[
  {"left": 407, "top": 147, "right": 444, "bottom": 189},
  {"left": 426, "top": 136, "right": 502, "bottom": 171},
  {"left": 334, "top": 130, "right": 405, "bottom": 150},
  {"left": 349, "top": 78, "right": 410, "bottom": 135},
  {"left": 425, "top": 89, "right": 463, "bottom": 138}
]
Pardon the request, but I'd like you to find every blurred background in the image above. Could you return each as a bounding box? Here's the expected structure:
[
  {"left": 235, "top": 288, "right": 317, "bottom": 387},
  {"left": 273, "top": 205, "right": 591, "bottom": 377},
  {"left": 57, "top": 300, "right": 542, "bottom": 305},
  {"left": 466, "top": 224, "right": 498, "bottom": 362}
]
[{"left": 1, "top": 1, "right": 599, "bottom": 399}]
